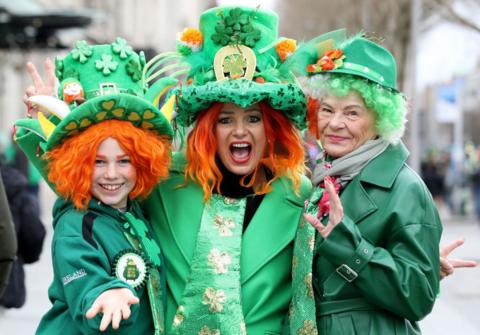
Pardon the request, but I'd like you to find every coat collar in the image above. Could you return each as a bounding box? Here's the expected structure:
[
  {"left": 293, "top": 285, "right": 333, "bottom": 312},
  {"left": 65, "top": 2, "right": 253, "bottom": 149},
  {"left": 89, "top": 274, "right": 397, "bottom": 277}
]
[
  {"left": 340, "top": 142, "right": 409, "bottom": 223},
  {"left": 358, "top": 141, "right": 409, "bottom": 188}
]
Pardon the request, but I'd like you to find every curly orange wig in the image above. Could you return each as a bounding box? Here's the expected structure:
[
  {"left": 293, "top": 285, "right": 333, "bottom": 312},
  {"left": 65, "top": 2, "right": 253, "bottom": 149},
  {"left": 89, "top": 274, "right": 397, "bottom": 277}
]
[
  {"left": 46, "top": 120, "right": 171, "bottom": 210},
  {"left": 185, "top": 102, "right": 305, "bottom": 201}
]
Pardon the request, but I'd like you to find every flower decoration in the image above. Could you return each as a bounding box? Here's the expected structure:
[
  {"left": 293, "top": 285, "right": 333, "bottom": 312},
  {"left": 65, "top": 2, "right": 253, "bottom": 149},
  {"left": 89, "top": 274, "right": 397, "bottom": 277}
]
[
  {"left": 202, "top": 287, "right": 226, "bottom": 313},
  {"left": 198, "top": 326, "right": 220, "bottom": 335},
  {"left": 71, "top": 40, "right": 93, "bottom": 64},
  {"left": 126, "top": 58, "right": 142, "bottom": 81},
  {"left": 304, "top": 273, "right": 314, "bottom": 298},
  {"left": 112, "top": 38, "right": 133, "bottom": 59},
  {"left": 208, "top": 249, "right": 232, "bottom": 274},
  {"left": 211, "top": 7, "right": 261, "bottom": 47},
  {"left": 298, "top": 320, "right": 318, "bottom": 335},
  {"left": 176, "top": 27, "right": 203, "bottom": 56},
  {"left": 172, "top": 305, "right": 185, "bottom": 327},
  {"left": 95, "top": 54, "right": 118, "bottom": 75},
  {"left": 275, "top": 38, "right": 297, "bottom": 62},
  {"left": 213, "top": 215, "right": 236, "bottom": 236},
  {"left": 306, "top": 49, "right": 345, "bottom": 74}
]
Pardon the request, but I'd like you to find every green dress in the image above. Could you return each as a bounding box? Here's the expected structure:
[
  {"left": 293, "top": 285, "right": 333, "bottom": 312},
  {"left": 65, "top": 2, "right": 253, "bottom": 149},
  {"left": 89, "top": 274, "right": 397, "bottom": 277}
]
[
  {"left": 144, "top": 152, "right": 312, "bottom": 335},
  {"left": 36, "top": 199, "right": 166, "bottom": 335}
]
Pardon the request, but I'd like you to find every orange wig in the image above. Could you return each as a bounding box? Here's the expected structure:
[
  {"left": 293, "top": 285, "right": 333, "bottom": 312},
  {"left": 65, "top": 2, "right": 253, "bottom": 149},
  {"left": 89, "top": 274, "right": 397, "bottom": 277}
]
[
  {"left": 46, "top": 120, "right": 171, "bottom": 210},
  {"left": 185, "top": 102, "right": 305, "bottom": 200},
  {"left": 306, "top": 96, "right": 320, "bottom": 138}
]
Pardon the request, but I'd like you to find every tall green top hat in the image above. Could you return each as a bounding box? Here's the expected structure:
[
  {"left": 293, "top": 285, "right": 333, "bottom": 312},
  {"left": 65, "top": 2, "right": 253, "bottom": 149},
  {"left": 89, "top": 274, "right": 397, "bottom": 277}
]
[
  {"left": 172, "top": 6, "right": 307, "bottom": 129},
  {"left": 289, "top": 30, "right": 398, "bottom": 90},
  {"left": 24, "top": 38, "right": 173, "bottom": 151}
]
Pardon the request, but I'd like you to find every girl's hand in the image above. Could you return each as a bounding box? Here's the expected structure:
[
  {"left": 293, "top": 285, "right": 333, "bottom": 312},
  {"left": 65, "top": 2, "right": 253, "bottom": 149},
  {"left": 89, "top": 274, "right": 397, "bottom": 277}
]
[
  {"left": 85, "top": 287, "right": 140, "bottom": 331},
  {"left": 24, "top": 58, "right": 56, "bottom": 118},
  {"left": 304, "top": 177, "right": 344, "bottom": 238}
]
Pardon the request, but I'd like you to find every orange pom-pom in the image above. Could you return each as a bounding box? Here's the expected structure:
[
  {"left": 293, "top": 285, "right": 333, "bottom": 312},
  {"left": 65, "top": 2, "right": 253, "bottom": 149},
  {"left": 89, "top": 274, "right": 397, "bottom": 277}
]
[{"left": 275, "top": 38, "right": 297, "bottom": 62}]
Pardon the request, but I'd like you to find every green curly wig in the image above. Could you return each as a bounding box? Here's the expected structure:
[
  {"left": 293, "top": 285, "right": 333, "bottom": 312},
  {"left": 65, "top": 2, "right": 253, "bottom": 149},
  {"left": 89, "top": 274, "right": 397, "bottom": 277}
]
[{"left": 302, "top": 73, "right": 407, "bottom": 144}]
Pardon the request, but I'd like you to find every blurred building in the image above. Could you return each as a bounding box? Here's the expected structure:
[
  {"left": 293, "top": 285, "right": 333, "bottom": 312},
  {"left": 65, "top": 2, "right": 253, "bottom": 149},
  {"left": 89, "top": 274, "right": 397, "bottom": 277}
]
[{"left": 0, "top": 0, "right": 210, "bottom": 139}]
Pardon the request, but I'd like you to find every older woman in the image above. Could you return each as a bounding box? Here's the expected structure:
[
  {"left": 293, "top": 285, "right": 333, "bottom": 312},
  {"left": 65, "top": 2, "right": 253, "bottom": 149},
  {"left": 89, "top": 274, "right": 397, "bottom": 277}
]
[{"left": 288, "top": 32, "right": 443, "bottom": 335}]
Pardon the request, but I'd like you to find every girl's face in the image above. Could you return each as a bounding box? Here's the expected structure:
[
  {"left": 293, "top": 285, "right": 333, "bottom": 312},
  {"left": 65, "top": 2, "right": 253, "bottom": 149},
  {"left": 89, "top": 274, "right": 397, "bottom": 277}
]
[
  {"left": 91, "top": 137, "right": 137, "bottom": 209},
  {"left": 317, "top": 91, "right": 377, "bottom": 158},
  {"left": 215, "top": 103, "right": 267, "bottom": 176}
]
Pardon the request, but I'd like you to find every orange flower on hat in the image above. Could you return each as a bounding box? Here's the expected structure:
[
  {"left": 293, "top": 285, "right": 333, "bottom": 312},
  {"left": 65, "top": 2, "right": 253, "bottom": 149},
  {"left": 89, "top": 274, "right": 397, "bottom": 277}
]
[
  {"left": 275, "top": 38, "right": 297, "bottom": 62},
  {"left": 306, "top": 48, "right": 345, "bottom": 74},
  {"left": 176, "top": 27, "right": 203, "bottom": 55}
]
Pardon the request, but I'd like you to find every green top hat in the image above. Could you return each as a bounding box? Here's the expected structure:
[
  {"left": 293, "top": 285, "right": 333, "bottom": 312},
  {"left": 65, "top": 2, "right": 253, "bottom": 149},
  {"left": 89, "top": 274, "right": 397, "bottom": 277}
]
[
  {"left": 289, "top": 30, "right": 398, "bottom": 90},
  {"left": 29, "top": 39, "right": 173, "bottom": 151},
  {"left": 172, "top": 6, "right": 307, "bottom": 129}
]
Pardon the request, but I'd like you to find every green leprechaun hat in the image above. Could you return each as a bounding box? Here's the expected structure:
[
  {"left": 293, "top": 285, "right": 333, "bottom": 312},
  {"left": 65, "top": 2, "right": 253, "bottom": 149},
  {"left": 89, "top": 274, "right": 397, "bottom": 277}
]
[
  {"left": 27, "top": 38, "right": 174, "bottom": 151},
  {"left": 288, "top": 29, "right": 398, "bottom": 91},
  {"left": 172, "top": 6, "right": 307, "bottom": 129}
]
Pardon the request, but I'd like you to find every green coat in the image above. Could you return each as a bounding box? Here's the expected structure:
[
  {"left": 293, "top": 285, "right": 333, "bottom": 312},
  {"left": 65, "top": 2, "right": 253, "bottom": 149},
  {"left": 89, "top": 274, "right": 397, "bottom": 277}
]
[
  {"left": 313, "top": 143, "right": 442, "bottom": 335},
  {"left": 37, "top": 199, "right": 160, "bottom": 335},
  {"left": 144, "top": 153, "right": 312, "bottom": 335}
]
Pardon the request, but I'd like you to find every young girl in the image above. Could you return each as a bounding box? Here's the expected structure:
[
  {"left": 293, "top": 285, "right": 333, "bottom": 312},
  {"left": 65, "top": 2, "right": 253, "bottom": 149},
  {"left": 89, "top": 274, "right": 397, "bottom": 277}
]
[{"left": 17, "top": 40, "right": 172, "bottom": 334}]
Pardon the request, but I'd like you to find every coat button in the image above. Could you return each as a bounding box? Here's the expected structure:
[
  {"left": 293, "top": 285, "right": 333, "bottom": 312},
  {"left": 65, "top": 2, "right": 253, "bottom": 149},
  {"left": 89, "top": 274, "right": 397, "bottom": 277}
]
[{"left": 355, "top": 259, "right": 361, "bottom": 264}]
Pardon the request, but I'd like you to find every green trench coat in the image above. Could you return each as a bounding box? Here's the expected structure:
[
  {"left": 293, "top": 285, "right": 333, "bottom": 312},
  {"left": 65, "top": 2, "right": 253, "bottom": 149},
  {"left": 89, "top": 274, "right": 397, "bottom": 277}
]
[
  {"left": 144, "top": 153, "right": 312, "bottom": 335},
  {"left": 312, "top": 142, "right": 442, "bottom": 335}
]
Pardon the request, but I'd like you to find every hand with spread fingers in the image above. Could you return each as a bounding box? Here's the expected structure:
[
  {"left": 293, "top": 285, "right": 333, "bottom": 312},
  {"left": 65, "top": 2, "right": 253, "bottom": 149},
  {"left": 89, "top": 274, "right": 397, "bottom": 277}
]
[
  {"left": 86, "top": 287, "right": 140, "bottom": 331},
  {"left": 24, "top": 58, "right": 56, "bottom": 118},
  {"left": 440, "top": 238, "right": 478, "bottom": 280},
  {"left": 304, "top": 177, "right": 344, "bottom": 238}
]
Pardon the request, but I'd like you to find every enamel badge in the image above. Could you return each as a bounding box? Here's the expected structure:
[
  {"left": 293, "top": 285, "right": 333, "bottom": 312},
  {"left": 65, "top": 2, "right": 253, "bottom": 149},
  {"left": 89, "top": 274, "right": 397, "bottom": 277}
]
[{"left": 112, "top": 250, "right": 149, "bottom": 289}]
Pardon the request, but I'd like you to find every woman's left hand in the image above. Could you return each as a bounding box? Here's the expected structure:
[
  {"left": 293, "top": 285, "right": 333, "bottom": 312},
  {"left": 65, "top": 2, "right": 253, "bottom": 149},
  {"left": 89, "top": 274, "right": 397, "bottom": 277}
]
[
  {"left": 304, "top": 177, "right": 344, "bottom": 238},
  {"left": 440, "top": 238, "right": 478, "bottom": 280}
]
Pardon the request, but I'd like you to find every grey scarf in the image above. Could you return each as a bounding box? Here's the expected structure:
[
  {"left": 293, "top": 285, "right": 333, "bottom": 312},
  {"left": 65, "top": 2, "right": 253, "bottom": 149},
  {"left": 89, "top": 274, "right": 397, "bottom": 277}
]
[{"left": 312, "top": 138, "right": 390, "bottom": 186}]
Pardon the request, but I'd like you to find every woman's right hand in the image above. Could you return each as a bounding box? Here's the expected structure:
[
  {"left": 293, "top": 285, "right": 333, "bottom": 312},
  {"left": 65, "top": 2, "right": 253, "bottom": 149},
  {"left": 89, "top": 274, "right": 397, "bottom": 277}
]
[
  {"left": 304, "top": 177, "right": 344, "bottom": 238},
  {"left": 85, "top": 287, "right": 140, "bottom": 331},
  {"left": 24, "top": 58, "right": 56, "bottom": 118}
]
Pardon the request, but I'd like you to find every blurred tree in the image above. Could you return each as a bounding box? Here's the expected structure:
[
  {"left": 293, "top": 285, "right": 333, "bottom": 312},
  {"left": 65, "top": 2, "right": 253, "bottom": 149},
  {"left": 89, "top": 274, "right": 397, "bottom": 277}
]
[
  {"left": 426, "top": 0, "right": 480, "bottom": 33},
  {"left": 275, "top": 0, "right": 412, "bottom": 90}
]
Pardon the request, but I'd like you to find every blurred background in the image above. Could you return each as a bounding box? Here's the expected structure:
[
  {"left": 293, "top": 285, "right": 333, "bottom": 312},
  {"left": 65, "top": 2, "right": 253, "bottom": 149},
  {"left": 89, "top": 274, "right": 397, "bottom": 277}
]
[{"left": 0, "top": 0, "right": 479, "bottom": 333}]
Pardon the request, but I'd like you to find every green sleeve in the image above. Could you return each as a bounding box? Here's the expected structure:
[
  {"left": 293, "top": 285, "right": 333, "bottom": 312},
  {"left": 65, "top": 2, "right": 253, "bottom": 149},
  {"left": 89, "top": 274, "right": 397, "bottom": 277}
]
[
  {"left": 316, "top": 187, "right": 442, "bottom": 321},
  {"left": 51, "top": 234, "right": 140, "bottom": 333},
  {"left": 14, "top": 120, "right": 55, "bottom": 191}
]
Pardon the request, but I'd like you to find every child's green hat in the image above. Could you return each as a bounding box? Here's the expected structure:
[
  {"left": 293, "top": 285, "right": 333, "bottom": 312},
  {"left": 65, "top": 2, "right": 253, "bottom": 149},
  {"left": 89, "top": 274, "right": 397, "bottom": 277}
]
[{"left": 28, "top": 39, "right": 174, "bottom": 151}]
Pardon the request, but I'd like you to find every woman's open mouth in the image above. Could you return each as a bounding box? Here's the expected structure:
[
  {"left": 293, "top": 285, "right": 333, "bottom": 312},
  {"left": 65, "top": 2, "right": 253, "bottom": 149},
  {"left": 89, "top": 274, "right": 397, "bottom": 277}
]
[{"left": 230, "top": 142, "right": 252, "bottom": 164}]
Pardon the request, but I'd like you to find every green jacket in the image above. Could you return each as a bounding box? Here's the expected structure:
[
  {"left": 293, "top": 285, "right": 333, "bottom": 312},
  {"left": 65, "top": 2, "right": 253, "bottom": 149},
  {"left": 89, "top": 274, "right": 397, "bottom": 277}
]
[
  {"left": 37, "top": 199, "right": 161, "bottom": 335},
  {"left": 144, "top": 153, "right": 312, "bottom": 335},
  {"left": 313, "top": 143, "right": 442, "bottom": 335}
]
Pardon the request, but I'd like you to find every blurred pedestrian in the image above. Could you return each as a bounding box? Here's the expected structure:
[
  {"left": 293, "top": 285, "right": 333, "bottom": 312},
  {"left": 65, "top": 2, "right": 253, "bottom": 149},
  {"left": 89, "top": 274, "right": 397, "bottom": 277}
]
[
  {"left": 0, "top": 170, "right": 17, "bottom": 300},
  {"left": 0, "top": 155, "right": 45, "bottom": 309}
]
